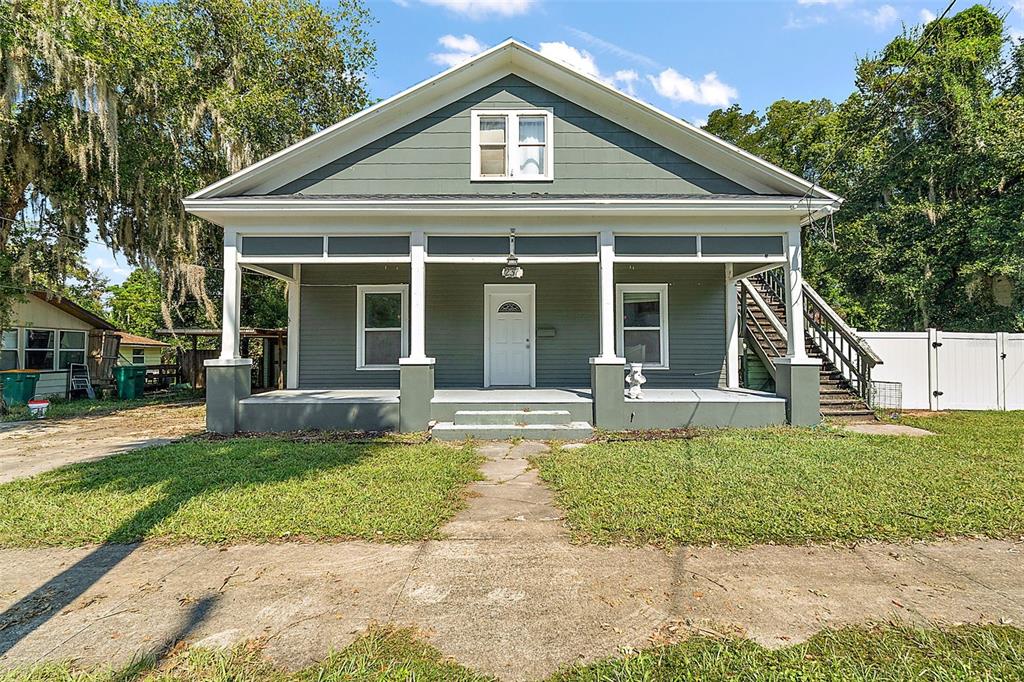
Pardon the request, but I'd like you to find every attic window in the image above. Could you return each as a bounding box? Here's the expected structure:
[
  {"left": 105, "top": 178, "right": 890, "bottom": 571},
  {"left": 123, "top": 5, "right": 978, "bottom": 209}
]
[{"left": 471, "top": 110, "right": 553, "bottom": 181}]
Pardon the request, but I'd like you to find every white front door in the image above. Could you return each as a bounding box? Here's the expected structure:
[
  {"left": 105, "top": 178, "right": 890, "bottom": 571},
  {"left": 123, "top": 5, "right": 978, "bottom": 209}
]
[{"left": 485, "top": 285, "right": 534, "bottom": 387}]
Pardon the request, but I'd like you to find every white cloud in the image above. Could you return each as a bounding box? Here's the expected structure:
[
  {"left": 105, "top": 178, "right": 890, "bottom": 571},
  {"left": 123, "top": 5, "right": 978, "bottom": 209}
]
[
  {"left": 419, "top": 0, "right": 536, "bottom": 19},
  {"left": 537, "top": 43, "right": 646, "bottom": 96},
  {"left": 919, "top": 8, "right": 936, "bottom": 23},
  {"left": 612, "top": 69, "right": 639, "bottom": 95},
  {"left": 647, "top": 69, "right": 738, "bottom": 107},
  {"left": 538, "top": 41, "right": 602, "bottom": 79},
  {"left": 430, "top": 34, "right": 488, "bottom": 67},
  {"left": 796, "top": 0, "right": 852, "bottom": 6},
  {"left": 692, "top": 117, "right": 708, "bottom": 128},
  {"left": 784, "top": 13, "right": 827, "bottom": 29},
  {"left": 1010, "top": 27, "right": 1024, "bottom": 43},
  {"left": 1012, "top": 1, "right": 1024, "bottom": 17},
  {"left": 864, "top": 4, "right": 900, "bottom": 31},
  {"left": 91, "top": 256, "right": 129, "bottom": 278}
]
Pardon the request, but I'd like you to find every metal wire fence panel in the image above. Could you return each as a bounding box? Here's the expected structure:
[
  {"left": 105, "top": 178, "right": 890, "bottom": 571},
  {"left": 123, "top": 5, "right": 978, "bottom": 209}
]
[{"left": 867, "top": 380, "right": 903, "bottom": 412}]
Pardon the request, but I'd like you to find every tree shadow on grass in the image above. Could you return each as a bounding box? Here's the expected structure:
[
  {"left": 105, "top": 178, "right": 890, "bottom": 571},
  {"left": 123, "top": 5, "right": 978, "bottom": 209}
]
[{"left": 0, "top": 437, "right": 382, "bottom": 658}]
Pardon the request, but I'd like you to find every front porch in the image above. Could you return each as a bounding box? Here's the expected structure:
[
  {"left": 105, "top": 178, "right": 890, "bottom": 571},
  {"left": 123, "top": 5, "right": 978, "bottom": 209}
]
[
  {"left": 235, "top": 386, "right": 786, "bottom": 434},
  {"left": 204, "top": 226, "right": 823, "bottom": 436}
]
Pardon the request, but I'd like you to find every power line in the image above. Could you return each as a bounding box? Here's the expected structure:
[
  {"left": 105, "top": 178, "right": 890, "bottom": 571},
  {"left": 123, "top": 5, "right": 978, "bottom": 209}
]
[{"left": 798, "top": 0, "right": 958, "bottom": 211}]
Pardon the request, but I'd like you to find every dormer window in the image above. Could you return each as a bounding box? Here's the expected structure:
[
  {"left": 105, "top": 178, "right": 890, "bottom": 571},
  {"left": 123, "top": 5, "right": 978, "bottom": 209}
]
[{"left": 471, "top": 110, "right": 553, "bottom": 181}]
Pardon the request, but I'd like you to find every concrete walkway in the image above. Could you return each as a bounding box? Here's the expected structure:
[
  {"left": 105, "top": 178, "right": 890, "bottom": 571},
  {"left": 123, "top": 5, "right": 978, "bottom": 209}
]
[
  {"left": 0, "top": 402, "right": 204, "bottom": 483},
  {"left": 1, "top": 441, "right": 1022, "bottom": 680}
]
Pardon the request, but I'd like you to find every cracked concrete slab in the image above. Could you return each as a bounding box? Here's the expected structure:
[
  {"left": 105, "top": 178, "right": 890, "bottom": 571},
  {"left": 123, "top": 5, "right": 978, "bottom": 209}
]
[
  {"left": 1, "top": 441, "right": 1022, "bottom": 681},
  {"left": 0, "top": 402, "right": 204, "bottom": 483}
]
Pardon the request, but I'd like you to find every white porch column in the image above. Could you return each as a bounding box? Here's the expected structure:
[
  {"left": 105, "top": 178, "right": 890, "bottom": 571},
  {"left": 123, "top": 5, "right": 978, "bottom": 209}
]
[
  {"left": 408, "top": 230, "right": 427, "bottom": 360},
  {"left": 724, "top": 263, "right": 740, "bottom": 388},
  {"left": 783, "top": 228, "right": 807, "bottom": 359},
  {"left": 220, "top": 230, "right": 242, "bottom": 360},
  {"left": 286, "top": 264, "right": 301, "bottom": 388},
  {"left": 598, "top": 228, "right": 616, "bottom": 358}
]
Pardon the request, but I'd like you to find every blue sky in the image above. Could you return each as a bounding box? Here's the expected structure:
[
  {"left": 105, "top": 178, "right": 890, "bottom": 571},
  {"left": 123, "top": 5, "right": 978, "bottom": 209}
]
[{"left": 87, "top": 0, "right": 1024, "bottom": 285}]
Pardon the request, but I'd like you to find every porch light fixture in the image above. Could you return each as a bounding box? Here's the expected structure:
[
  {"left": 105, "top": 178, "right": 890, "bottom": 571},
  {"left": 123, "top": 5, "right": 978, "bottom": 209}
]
[{"left": 502, "top": 228, "right": 524, "bottom": 279}]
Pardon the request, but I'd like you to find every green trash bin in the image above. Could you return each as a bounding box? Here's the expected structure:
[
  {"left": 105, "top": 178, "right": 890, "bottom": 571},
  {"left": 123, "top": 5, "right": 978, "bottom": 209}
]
[
  {"left": 0, "top": 370, "right": 41, "bottom": 406},
  {"left": 114, "top": 365, "right": 147, "bottom": 399}
]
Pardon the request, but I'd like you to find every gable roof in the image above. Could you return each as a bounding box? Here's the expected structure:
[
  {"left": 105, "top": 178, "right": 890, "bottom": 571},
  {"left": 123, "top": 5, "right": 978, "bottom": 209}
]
[
  {"left": 115, "top": 331, "right": 169, "bottom": 347},
  {"left": 187, "top": 39, "right": 839, "bottom": 205},
  {"left": 29, "top": 292, "right": 116, "bottom": 331}
]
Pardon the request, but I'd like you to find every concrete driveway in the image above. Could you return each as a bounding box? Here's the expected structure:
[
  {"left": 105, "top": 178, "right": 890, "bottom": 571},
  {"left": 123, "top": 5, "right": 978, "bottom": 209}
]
[
  {"left": 1, "top": 441, "right": 1022, "bottom": 680},
  {"left": 0, "top": 401, "right": 204, "bottom": 483}
]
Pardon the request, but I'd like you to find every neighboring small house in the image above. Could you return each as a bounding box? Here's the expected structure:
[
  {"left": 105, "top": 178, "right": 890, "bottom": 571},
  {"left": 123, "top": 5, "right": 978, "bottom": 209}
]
[
  {"left": 185, "top": 40, "right": 877, "bottom": 437},
  {"left": 115, "top": 332, "right": 169, "bottom": 366},
  {"left": 1, "top": 292, "right": 117, "bottom": 398}
]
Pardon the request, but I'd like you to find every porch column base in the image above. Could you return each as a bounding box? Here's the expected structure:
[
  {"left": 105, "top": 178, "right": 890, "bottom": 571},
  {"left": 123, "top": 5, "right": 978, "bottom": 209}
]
[
  {"left": 400, "top": 357, "right": 435, "bottom": 433},
  {"left": 204, "top": 358, "right": 253, "bottom": 435},
  {"left": 774, "top": 356, "right": 822, "bottom": 426},
  {"left": 590, "top": 357, "right": 626, "bottom": 429}
]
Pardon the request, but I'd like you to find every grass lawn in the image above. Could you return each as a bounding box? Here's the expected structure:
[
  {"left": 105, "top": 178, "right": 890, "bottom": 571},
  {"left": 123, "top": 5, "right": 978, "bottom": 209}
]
[
  {"left": 3, "top": 625, "right": 1022, "bottom": 681},
  {"left": 0, "top": 628, "right": 487, "bottom": 682},
  {"left": 0, "top": 438, "right": 480, "bottom": 546},
  {"left": 1, "top": 388, "right": 203, "bottom": 422},
  {"left": 534, "top": 411, "right": 1024, "bottom": 546},
  {"left": 553, "top": 625, "right": 1024, "bottom": 681}
]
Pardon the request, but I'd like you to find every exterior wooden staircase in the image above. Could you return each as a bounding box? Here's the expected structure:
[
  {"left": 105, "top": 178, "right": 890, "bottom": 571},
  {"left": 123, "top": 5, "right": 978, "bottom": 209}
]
[{"left": 741, "top": 270, "right": 881, "bottom": 421}]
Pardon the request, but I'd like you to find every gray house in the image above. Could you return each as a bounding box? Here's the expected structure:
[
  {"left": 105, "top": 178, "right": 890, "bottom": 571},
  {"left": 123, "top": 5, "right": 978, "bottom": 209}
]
[{"left": 185, "top": 40, "right": 841, "bottom": 438}]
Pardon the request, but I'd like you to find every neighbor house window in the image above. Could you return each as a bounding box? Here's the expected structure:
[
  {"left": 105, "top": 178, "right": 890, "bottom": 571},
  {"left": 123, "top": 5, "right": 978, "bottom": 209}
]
[
  {"left": 132, "top": 348, "right": 146, "bottom": 365},
  {"left": 58, "top": 331, "right": 86, "bottom": 369},
  {"left": 1, "top": 330, "right": 18, "bottom": 370},
  {"left": 616, "top": 284, "right": 669, "bottom": 369},
  {"left": 24, "top": 329, "right": 56, "bottom": 370},
  {"left": 471, "top": 110, "right": 553, "bottom": 181},
  {"left": 356, "top": 285, "right": 408, "bottom": 370}
]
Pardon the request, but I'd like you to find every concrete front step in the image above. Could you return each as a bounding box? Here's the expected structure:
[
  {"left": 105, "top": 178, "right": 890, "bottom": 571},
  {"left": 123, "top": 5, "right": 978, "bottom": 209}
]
[
  {"left": 454, "top": 409, "right": 572, "bottom": 426},
  {"left": 431, "top": 421, "right": 594, "bottom": 441}
]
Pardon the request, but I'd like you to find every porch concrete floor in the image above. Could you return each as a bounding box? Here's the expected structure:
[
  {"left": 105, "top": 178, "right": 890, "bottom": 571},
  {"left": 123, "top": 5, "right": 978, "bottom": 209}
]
[
  {"left": 242, "top": 387, "right": 782, "bottom": 405},
  {"left": 432, "top": 387, "right": 592, "bottom": 402},
  {"left": 240, "top": 389, "right": 400, "bottom": 403},
  {"left": 2, "top": 442, "right": 1022, "bottom": 681}
]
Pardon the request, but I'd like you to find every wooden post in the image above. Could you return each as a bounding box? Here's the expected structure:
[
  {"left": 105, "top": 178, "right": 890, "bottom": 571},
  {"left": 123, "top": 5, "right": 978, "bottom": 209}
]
[{"left": 277, "top": 331, "right": 285, "bottom": 389}]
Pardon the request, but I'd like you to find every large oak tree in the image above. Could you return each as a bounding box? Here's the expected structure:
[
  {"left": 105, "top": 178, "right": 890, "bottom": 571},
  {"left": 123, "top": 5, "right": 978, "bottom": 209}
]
[{"left": 1, "top": 0, "right": 375, "bottom": 325}]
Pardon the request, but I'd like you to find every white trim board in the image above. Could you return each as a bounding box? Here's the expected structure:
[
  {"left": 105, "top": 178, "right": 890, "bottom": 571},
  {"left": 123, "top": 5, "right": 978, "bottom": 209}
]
[
  {"left": 616, "top": 283, "right": 670, "bottom": 370},
  {"left": 355, "top": 284, "right": 409, "bottom": 371},
  {"left": 483, "top": 283, "right": 536, "bottom": 388},
  {"left": 470, "top": 109, "right": 554, "bottom": 182}
]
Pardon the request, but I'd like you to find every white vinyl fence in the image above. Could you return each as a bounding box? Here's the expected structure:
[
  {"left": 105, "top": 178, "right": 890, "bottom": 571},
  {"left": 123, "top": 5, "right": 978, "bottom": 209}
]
[{"left": 859, "top": 329, "right": 1024, "bottom": 411}]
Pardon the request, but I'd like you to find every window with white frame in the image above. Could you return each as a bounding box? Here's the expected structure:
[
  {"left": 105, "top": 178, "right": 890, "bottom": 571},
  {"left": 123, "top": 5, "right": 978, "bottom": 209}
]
[
  {"left": 1, "top": 330, "right": 18, "bottom": 370},
  {"left": 471, "top": 110, "right": 553, "bottom": 181},
  {"left": 58, "top": 331, "right": 87, "bottom": 369},
  {"left": 24, "top": 329, "right": 56, "bottom": 370},
  {"left": 132, "top": 348, "right": 146, "bottom": 364},
  {"left": 616, "top": 284, "right": 669, "bottom": 369},
  {"left": 356, "top": 285, "right": 408, "bottom": 370}
]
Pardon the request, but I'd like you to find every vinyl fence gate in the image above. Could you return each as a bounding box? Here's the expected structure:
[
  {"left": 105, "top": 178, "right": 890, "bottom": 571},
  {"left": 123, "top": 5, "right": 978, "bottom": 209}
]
[{"left": 859, "top": 330, "right": 1024, "bottom": 411}]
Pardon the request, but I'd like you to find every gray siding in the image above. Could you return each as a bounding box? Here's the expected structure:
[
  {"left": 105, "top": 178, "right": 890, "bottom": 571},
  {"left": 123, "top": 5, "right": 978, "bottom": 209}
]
[
  {"left": 298, "top": 262, "right": 727, "bottom": 389},
  {"left": 425, "top": 264, "right": 599, "bottom": 388},
  {"left": 298, "top": 264, "right": 410, "bottom": 389},
  {"left": 273, "top": 75, "right": 752, "bottom": 196},
  {"left": 616, "top": 263, "right": 727, "bottom": 388}
]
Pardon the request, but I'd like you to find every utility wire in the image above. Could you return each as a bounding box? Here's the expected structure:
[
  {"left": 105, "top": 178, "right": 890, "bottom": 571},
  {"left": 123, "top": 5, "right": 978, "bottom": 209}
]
[{"left": 797, "top": 0, "right": 958, "bottom": 211}]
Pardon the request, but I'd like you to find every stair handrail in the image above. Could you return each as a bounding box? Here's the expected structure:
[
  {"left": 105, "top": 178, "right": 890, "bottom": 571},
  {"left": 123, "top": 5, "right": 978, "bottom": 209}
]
[
  {"left": 739, "top": 278, "right": 787, "bottom": 340},
  {"left": 755, "top": 268, "right": 883, "bottom": 402},
  {"left": 801, "top": 283, "right": 883, "bottom": 366}
]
